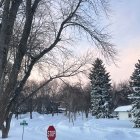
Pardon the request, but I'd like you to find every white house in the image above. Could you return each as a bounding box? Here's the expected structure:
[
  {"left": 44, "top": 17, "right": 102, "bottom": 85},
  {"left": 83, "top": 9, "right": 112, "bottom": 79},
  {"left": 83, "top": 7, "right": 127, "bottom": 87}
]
[{"left": 114, "top": 105, "right": 133, "bottom": 120}]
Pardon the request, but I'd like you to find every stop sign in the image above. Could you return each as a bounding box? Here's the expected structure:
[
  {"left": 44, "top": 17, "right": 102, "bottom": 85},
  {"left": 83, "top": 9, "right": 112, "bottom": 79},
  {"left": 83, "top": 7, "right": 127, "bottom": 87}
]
[{"left": 47, "top": 126, "right": 56, "bottom": 140}]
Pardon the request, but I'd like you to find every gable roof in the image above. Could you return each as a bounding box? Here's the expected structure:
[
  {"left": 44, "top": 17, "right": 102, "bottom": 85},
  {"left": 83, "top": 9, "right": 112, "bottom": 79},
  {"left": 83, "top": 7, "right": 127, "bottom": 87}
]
[{"left": 114, "top": 105, "right": 132, "bottom": 112}]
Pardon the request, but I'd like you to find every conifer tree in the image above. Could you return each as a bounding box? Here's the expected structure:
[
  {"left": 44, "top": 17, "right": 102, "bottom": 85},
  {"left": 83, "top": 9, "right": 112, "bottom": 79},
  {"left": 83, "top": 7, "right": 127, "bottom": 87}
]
[
  {"left": 130, "top": 60, "right": 140, "bottom": 127},
  {"left": 89, "top": 58, "right": 112, "bottom": 118}
]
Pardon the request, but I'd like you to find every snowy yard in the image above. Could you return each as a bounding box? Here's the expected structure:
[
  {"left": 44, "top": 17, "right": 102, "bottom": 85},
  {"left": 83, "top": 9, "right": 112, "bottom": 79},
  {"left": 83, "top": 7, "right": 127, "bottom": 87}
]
[{"left": 0, "top": 112, "right": 140, "bottom": 140}]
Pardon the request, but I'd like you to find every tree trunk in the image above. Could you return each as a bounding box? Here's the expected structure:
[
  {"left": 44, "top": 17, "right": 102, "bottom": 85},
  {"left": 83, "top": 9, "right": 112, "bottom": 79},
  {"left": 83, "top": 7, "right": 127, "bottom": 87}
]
[
  {"left": 74, "top": 109, "right": 76, "bottom": 120},
  {"left": 2, "top": 127, "right": 9, "bottom": 138},
  {"left": 2, "top": 113, "right": 13, "bottom": 138},
  {"left": 68, "top": 111, "right": 70, "bottom": 122},
  {"left": 52, "top": 110, "right": 54, "bottom": 117},
  {"left": 15, "top": 112, "right": 19, "bottom": 120},
  {"left": 85, "top": 110, "right": 89, "bottom": 118},
  {"left": 30, "top": 111, "right": 32, "bottom": 119}
]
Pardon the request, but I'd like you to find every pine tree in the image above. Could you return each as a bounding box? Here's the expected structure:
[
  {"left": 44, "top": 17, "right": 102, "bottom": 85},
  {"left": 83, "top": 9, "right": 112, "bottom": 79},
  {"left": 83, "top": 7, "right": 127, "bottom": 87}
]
[
  {"left": 89, "top": 58, "right": 112, "bottom": 118},
  {"left": 130, "top": 60, "right": 140, "bottom": 128}
]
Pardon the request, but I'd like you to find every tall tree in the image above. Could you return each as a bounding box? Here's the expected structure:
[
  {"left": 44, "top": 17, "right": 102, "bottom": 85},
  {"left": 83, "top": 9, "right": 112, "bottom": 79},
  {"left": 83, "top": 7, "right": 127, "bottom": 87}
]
[
  {"left": 0, "top": 0, "right": 116, "bottom": 138},
  {"left": 130, "top": 60, "right": 140, "bottom": 128},
  {"left": 89, "top": 58, "right": 112, "bottom": 118}
]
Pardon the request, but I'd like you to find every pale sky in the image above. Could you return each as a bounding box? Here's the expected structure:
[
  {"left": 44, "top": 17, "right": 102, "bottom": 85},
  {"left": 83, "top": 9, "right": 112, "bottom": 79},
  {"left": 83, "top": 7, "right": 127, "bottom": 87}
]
[
  {"left": 106, "top": 0, "right": 140, "bottom": 83},
  {"left": 75, "top": 0, "right": 140, "bottom": 83},
  {"left": 30, "top": 0, "right": 140, "bottom": 84}
]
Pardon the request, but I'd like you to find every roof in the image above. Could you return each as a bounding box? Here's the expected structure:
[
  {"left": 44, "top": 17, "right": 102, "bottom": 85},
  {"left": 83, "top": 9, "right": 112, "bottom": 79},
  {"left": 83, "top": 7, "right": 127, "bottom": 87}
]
[{"left": 114, "top": 105, "right": 132, "bottom": 112}]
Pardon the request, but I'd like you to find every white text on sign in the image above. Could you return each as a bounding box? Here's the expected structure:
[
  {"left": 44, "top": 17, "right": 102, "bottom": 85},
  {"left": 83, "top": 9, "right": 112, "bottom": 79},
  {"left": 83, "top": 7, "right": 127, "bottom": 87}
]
[{"left": 48, "top": 131, "right": 56, "bottom": 137}]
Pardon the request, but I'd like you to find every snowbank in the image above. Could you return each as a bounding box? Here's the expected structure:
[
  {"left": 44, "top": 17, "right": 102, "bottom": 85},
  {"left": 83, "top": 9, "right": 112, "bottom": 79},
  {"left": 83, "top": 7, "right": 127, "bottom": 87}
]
[
  {"left": 114, "top": 105, "right": 132, "bottom": 112},
  {"left": 0, "top": 112, "right": 140, "bottom": 140}
]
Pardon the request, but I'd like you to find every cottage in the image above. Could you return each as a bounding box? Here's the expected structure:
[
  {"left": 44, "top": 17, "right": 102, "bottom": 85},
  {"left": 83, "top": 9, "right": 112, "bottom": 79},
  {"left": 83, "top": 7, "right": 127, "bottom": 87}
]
[{"left": 114, "top": 105, "right": 133, "bottom": 120}]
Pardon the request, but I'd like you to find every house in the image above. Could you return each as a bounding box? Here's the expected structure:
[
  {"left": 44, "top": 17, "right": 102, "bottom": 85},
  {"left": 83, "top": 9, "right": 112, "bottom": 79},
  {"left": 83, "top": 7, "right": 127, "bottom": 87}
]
[{"left": 114, "top": 105, "right": 133, "bottom": 120}]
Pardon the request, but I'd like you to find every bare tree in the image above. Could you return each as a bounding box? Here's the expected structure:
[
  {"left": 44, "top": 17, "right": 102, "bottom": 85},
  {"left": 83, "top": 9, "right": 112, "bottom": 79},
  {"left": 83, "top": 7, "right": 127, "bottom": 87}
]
[
  {"left": 111, "top": 81, "right": 132, "bottom": 109},
  {"left": 83, "top": 84, "right": 91, "bottom": 118},
  {"left": 59, "top": 82, "right": 90, "bottom": 123},
  {"left": 0, "top": 0, "right": 116, "bottom": 138}
]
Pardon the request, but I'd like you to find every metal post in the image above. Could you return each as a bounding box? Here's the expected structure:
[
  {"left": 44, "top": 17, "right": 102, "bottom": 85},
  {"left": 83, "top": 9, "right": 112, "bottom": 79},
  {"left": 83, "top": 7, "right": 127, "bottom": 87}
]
[
  {"left": 20, "top": 120, "right": 28, "bottom": 140},
  {"left": 22, "top": 125, "right": 24, "bottom": 140}
]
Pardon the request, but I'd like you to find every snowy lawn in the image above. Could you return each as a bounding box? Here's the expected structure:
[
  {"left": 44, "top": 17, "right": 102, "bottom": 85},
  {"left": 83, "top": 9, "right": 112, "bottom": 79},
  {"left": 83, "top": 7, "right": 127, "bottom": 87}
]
[{"left": 0, "top": 112, "right": 140, "bottom": 140}]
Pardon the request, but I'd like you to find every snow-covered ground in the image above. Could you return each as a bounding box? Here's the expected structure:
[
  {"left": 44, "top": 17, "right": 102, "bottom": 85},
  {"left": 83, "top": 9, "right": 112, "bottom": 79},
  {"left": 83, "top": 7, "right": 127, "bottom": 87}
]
[{"left": 0, "top": 112, "right": 140, "bottom": 140}]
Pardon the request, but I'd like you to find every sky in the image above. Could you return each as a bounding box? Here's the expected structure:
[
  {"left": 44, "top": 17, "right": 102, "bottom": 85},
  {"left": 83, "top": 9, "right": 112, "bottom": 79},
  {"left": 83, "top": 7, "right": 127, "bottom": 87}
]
[
  {"left": 103, "top": 0, "right": 140, "bottom": 83},
  {"left": 75, "top": 0, "right": 140, "bottom": 84},
  {"left": 30, "top": 0, "right": 140, "bottom": 84}
]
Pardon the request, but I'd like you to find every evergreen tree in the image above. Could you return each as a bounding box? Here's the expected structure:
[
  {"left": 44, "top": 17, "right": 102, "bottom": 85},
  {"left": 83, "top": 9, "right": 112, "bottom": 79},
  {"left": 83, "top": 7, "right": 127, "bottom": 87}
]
[
  {"left": 89, "top": 58, "right": 112, "bottom": 118},
  {"left": 130, "top": 60, "right": 140, "bottom": 128}
]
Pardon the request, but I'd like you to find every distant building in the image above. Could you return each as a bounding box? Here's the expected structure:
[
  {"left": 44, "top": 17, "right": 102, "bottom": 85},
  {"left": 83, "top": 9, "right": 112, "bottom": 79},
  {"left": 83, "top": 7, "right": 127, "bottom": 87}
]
[{"left": 114, "top": 105, "right": 133, "bottom": 120}]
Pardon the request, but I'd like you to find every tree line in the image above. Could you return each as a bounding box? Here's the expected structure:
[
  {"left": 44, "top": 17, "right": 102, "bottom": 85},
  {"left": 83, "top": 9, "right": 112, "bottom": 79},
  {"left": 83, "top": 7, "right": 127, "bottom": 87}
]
[{"left": 15, "top": 58, "right": 133, "bottom": 121}]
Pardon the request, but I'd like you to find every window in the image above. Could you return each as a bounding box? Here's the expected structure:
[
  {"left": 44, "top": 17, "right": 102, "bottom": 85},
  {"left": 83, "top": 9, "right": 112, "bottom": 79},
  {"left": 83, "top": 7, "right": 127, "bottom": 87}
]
[{"left": 128, "top": 113, "right": 132, "bottom": 118}]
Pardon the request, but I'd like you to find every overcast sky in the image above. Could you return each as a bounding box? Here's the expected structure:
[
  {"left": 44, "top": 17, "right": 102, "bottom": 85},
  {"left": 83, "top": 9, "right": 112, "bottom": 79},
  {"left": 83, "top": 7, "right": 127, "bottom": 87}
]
[{"left": 104, "top": 0, "right": 140, "bottom": 83}]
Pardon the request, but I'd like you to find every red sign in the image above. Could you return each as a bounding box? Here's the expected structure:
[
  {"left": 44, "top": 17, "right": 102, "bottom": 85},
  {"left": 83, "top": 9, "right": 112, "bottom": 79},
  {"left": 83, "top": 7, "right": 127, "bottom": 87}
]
[{"left": 47, "top": 126, "right": 56, "bottom": 140}]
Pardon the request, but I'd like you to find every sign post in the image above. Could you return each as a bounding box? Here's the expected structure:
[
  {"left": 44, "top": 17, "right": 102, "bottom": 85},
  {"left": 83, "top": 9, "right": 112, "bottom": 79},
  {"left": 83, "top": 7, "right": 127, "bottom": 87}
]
[
  {"left": 20, "top": 120, "right": 28, "bottom": 140},
  {"left": 47, "top": 126, "right": 56, "bottom": 140}
]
